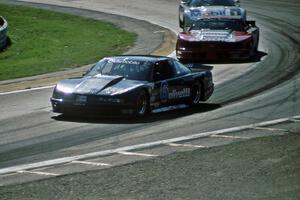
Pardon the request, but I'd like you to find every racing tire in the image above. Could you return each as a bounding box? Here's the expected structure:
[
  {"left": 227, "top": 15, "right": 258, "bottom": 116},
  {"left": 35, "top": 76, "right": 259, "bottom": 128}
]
[
  {"left": 189, "top": 81, "right": 202, "bottom": 106},
  {"left": 249, "top": 39, "right": 258, "bottom": 58},
  {"left": 179, "top": 19, "right": 183, "bottom": 29},
  {"left": 179, "top": 16, "right": 185, "bottom": 29},
  {"left": 134, "top": 90, "right": 149, "bottom": 117}
]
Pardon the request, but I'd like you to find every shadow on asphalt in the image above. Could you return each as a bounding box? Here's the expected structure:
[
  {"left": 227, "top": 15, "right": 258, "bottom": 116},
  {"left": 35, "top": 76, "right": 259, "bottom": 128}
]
[{"left": 52, "top": 103, "right": 221, "bottom": 124}]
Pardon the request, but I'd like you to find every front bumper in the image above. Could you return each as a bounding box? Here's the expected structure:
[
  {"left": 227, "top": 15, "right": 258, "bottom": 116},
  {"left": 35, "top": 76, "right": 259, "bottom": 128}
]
[{"left": 50, "top": 97, "right": 135, "bottom": 115}]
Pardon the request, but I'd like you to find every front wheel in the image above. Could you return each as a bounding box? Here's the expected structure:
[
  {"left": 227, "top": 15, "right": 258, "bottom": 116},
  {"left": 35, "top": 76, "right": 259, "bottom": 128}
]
[
  {"left": 135, "top": 90, "right": 149, "bottom": 117},
  {"left": 189, "top": 81, "right": 202, "bottom": 106}
]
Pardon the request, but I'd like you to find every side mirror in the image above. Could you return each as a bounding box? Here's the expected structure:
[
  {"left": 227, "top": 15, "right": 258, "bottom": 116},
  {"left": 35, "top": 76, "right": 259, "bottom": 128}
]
[
  {"left": 82, "top": 70, "right": 90, "bottom": 77},
  {"left": 82, "top": 65, "right": 95, "bottom": 77},
  {"left": 181, "top": 0, "right": 189, "bottom": 5},
  {"left": 247, "top": 20, "right": 256, "bottom": 27},
  {"left": 183, "top": 23, "right": 194, "bottom": 32},
  {"left": 153, "top": 71, "right": 162, "bottom": 82}
]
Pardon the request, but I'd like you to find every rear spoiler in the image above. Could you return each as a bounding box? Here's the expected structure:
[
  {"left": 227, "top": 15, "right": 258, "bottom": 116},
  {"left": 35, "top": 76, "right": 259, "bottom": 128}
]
[{"left": 184, "top": 63, "right": 214, "bottom": 71}]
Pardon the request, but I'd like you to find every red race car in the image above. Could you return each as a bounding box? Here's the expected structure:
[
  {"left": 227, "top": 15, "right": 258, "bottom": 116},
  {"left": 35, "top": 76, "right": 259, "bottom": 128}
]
[{"left": 176, "top": 18, "right": 259, "bottom": 62}]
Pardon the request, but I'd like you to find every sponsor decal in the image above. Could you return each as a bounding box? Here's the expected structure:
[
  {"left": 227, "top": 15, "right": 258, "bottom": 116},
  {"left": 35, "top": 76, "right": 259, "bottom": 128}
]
[
  {"left": 76, "top": 95, "right": 87, "bottom": 102},
  {"left": 160, "top": 82, "right": 190, "bottom": 101},
  {"left": 169, "top": 88, "right": 190, "bottom": 99},
  {"left": 191, "top": 31, "right": 235, "bottom": 42},
  {"left": 107, "top": 58, "right": 141, "bottom": 65},
  {"left": 185, "top": 63, "right": 194, "bottom": 68},
  {"left": 89, "top": 88, "right": 99, "bottom": 94},
  {"left": 189, "top": 7, "right": 244, "bottom": 19},
  {"left": 160, "top": 81, "right": 169, "bottom": 102},
  {"left": 74, "top": 95, "right": 87, "bottom": 105}
]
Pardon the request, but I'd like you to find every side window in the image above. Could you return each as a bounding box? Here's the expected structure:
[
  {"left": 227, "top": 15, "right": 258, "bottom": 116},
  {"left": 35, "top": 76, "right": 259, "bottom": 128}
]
[
  {"left": 153, "top": 61, "right": 175, "bottom": 81},
  {"left": 109, "top": 63, "right": 126, "bottom": 76},
  {"left": 173, "top": 60, "right": 191, "bottom": 76},
  {"left": 101, "top": 62, "right": 113, "bottom": 74}
]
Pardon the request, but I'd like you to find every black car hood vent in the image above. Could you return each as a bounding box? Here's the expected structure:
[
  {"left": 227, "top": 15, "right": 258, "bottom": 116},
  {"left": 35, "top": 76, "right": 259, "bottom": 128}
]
[{"left": 74, "top": 75, "right": 124, "bottom": 95}]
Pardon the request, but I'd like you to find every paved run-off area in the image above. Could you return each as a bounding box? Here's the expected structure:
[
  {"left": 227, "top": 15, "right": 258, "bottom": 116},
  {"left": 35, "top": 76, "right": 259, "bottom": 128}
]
[
  {"left": 0, "top": 133, "right": 299, "bottom": 200},
  {"left": 0, "top": 0, "right": 299, "bottom": 199}
]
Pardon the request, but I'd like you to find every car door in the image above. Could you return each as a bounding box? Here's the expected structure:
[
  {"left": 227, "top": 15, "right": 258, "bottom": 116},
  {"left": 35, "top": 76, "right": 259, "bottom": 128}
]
[
  {"left": 152, "top": 59, "right": 190, "bottom": 106},
  {"left": 172, "top": 59, "right": 194, "bottom": 103}
]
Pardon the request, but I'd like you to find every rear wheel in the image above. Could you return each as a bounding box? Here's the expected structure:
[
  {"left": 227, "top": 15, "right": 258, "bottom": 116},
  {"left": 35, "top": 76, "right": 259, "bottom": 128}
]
[
  {"left": 179, "top": 18, "right": 184, "bottom": 29},
  {"left": 189, "top": 81, "right": 202, "bottom": 106},
  {"left": 179, "top": 8, "right": 184, "bottom": 28},
  {"left": 135, "top": 90, "right": 149, "bottom": 117},
  {"left": 249, "top": 39, "right": 258, "bottom": 58}
]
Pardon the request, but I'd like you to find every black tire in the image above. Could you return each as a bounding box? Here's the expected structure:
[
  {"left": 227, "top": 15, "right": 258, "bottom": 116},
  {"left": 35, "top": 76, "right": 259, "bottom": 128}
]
[
  {"left": 135, "top": 90, "right": 149, "bottom": 117},
  {"left": 179, "top": 18, "right": 183, "bottom": 29},
  {"left": 179, "top": 16, "right": 185, "bottom": 29},
  {"left": 249, "top": 39, "right": 258, "bottom": 58},
  {"left": 179, "top": 9, "right": 183, "bottom": 28},
  {"left": 189, "top": 81, "right": 202, "bottom": 106}
]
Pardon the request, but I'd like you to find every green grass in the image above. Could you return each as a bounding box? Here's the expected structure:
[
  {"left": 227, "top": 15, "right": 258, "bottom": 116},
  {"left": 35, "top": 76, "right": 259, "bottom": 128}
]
[{"left": 0, "top": 4, "right": 136, "bottom": 81}]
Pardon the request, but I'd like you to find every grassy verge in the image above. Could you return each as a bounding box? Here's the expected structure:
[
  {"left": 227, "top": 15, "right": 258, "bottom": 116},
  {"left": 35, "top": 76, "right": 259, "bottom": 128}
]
[
  {"left": 0, "top": 3, "right": 136, "bottom": 81},
  {"left": 0, "top": 134, "right": 299, "bottom": 200}
]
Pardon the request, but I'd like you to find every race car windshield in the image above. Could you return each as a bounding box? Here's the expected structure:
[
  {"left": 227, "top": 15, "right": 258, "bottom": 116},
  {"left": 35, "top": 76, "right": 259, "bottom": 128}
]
[
  {"left": 87, "top": 59, "right": 152, "bottom": 81},
  {"left": 192, "top": 20, "right": 245, "bottom": 31},
  {"left": 189, "top": 0, "right": 236, "bottom": 7}
]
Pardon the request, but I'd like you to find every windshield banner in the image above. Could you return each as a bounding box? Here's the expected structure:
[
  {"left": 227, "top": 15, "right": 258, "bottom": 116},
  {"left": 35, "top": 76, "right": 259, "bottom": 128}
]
[{"left": 189, "top": 7, "right": 245, "bottom": 20}]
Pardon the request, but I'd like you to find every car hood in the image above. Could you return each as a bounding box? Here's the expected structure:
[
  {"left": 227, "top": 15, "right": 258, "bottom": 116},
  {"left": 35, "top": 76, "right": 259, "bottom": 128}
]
[
  {"left": 55, "top": 75, "right": 145, "bottom": 95},
  {"left": 178, "top": 30, "right": 251, "bottom": 42}
]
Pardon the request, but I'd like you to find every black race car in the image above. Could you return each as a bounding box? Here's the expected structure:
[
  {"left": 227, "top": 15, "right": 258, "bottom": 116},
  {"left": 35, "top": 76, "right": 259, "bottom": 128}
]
[{"left": 50, "top": 55, "right": 214, "bottom": 116}]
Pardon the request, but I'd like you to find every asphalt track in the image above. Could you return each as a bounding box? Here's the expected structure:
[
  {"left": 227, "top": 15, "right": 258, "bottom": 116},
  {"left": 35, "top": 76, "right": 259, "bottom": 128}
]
[{"left": 0, "top": 0, "right": 299, "bottom": 182}]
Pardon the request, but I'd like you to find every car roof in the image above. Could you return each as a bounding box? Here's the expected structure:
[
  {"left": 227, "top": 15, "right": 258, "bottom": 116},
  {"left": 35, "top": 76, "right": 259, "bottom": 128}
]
[
  {"left": 187, "top": 6, "right": 246, "bottom": 20},
  {"left": 104, "top": 55, "right": 170, "bottom": 62},
  {"left": 188, "top": 0, "right": 236, "bottom": 7}
]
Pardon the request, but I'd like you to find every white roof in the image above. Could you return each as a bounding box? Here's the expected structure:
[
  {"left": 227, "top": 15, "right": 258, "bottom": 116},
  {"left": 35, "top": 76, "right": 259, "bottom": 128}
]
[{"left": 187, "top": 6, "right": 246, "bottom": 20}]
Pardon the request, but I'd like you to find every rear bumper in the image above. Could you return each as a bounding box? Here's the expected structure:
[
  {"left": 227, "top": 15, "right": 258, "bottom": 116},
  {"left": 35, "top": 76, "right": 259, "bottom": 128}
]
[
  {"left": 177, "top": 48, "right": 251, "bottom": 61},
  {"left": 176, "top": 39, "right": 252, "bottom": 61}
]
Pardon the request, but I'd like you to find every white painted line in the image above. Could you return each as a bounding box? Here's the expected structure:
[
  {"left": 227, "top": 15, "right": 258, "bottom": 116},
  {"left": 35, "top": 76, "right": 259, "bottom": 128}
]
[
  {"left": 167, "top": 143, "right": 206, "bottom": 148},
  {"left": 253, "top": 116, "right": 300, "bottom": 126},
  {"left": 210, "top": 135, "right": 250, "bottom": 139},
  {"left": 0, "top": 115, "right": 299, "bottom": 175},
  {"left": 290, "top": 119, "right": 300, "bottom": 123},
  {"left": 17, "top": 170, "right": 59, "bottom": 176},
  {"left": 117, "top": 151, "right": 157, "bottom": 157},
  {"left": 154, "top": 30, "right": 165, "bottom": 34},
  {"left": 0, "top": 85, "right": 55, "bottom": 96},
  {"left": 253, "top": 127, "right": 287, "bottom": 132},
  {"left": 71, "top": 160, "right": 111, "bottom": 167}
]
